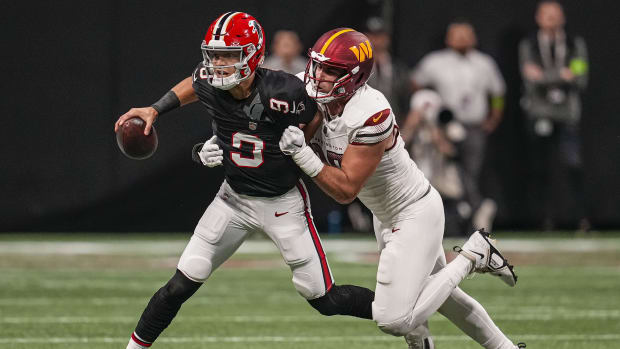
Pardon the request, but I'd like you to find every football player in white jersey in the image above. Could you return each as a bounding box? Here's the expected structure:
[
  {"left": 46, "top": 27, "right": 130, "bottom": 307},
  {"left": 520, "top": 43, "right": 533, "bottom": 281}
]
[{"left": 278, "top": 28, "right": 525, "bottom": 349}]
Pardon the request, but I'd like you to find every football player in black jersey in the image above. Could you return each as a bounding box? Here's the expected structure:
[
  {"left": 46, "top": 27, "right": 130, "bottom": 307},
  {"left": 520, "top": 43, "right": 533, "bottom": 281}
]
[{"left": 114, "top": 12, "right": 374, "bottom": 349}]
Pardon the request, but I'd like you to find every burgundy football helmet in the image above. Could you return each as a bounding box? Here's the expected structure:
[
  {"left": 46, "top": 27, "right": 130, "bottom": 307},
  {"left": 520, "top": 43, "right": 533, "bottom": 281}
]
[
  {"left": 201, "top": 12, "right": 265, "bottom": 90},
  {"left": 305, "top": 28, "right": 374, "bottom": 103}
]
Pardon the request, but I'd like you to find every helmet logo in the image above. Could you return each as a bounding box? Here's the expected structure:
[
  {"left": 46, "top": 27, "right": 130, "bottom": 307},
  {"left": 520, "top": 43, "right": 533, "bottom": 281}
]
[
  {"left": 349, "top": 40, "right": 373, "bottom": 62},
  {"left": 249, "top": 20, "right": 263, "bottom": 49}
]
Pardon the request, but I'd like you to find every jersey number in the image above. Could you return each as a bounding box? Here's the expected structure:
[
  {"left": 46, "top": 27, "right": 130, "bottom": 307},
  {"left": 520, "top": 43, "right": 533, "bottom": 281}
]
[{"left": 231, "top": 132, "right": 264, "bottom": 168}]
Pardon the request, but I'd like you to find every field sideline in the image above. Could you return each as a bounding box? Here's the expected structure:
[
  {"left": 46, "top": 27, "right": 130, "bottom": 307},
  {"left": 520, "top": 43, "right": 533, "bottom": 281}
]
[{"left": 1, "top": 232, "right": 619, "bottom": 348}]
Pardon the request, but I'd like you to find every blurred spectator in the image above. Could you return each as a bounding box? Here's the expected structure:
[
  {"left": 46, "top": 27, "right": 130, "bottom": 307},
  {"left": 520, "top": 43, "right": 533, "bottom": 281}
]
[
  {"left": 403, "top": 90, "right": 471, "bottom": 235},
  {"left": 519, "top": 0, "right": 590, "bottom": 231},
  {"left": 403, "top": 90, "right": 464, "bottom": 199},
  {"left": 263, "top": 30, "right": 307, "bottom": 74},
  {"left": 411, "top": 20, "right": 506, "bottom": 232},
  {"left": 365, "top": 17, "right": 411, "bottom": 125}
]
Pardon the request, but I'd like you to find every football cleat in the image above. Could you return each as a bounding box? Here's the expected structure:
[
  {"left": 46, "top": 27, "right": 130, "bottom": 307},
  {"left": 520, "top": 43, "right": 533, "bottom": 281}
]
[
  {"left": 453, "top": 228, "right": 518, "bottom": 287},
  {"left": 516, "top": 342, "right": 526, "bottom": 348},
  {"left": 404, "top": 335, "right": 434, "bottom": 349}
]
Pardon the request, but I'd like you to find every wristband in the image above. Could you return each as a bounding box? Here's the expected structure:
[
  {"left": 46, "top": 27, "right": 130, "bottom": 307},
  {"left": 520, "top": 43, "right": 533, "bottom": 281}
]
[
  {"left": 151, "top": 90, "right": 180, "bottom": 115},
  {"left": 292, "top": 146, "right": 324, "bottom": 178}
]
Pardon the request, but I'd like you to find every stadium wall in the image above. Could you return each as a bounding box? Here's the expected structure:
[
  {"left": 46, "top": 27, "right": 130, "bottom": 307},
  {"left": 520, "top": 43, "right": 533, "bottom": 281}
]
[{"left": 1, "top": 0, "right": 618, "bottom": 231}]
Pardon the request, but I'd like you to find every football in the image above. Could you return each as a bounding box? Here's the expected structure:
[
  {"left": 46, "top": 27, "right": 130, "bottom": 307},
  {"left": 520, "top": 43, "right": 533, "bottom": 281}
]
[{"left": 116, "top": 117, "right": 158, "bottom": 160}]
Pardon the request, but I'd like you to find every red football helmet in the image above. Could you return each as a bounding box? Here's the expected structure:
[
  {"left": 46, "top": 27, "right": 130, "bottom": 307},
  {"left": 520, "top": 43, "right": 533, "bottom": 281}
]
[
  {"left": 305, "top": 28, "right": 374, "bottom": 103},
  {"left": 201, "top": 12, "right": 265, "bottom": 90}
]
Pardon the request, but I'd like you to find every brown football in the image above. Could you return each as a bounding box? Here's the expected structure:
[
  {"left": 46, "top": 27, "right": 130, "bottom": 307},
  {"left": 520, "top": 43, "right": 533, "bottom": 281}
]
[{"left": 116, "top": 117, "right": 158, "bottom": 160}]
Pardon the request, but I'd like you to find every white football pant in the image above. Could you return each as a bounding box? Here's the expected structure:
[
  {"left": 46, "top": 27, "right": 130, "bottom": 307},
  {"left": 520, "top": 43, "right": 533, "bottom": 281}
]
[
  {"left": 177, "top": 180, "right": 334, "bottom": 300},
  {"left": 372, "top": 187, "right": 515, "bottom": 349}
]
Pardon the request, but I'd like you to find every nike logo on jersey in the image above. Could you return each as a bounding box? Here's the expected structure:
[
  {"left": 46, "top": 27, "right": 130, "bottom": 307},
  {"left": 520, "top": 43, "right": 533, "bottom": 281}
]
[
  {"left": 392, "top": 227, "right": 400, "bottom": 232},
  {"left": 372, "top": 111, "right": 384, "bottom": 123},
  {"left": 364, "top": 108, "right": 391, "bottom": 126},
  {"left": 275, "top": 211, "right": 289, "bottom": 217}
]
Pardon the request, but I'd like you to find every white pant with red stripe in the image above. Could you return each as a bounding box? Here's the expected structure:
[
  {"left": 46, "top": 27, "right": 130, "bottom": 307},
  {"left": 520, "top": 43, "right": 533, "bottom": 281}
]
[{"left": 177, "top": 179, "right": 334, "bottom": 299}]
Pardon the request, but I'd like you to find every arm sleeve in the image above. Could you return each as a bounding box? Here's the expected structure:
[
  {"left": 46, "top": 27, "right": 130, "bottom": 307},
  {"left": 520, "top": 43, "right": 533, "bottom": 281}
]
[
  {"left": 570, "top": 36, "right": 588, "bottom": 91},
  {"left": 350, "top": 109, "right": 394, "bottom": 145}
]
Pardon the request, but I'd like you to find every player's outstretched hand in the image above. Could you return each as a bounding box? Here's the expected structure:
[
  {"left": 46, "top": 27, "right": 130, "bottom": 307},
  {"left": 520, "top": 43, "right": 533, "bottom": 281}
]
[
  {"left": 279, "top": 126, "right": 306, "bottom": 155},
  {"left": 115, "top": 107, "right": 159, "bottom": 135},
  {"left": 198, "top": 135, "right": 223, "bottom": 167}
]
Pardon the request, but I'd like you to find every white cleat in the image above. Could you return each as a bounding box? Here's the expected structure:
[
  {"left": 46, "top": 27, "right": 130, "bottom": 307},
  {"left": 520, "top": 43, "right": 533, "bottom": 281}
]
[
  {"left": 405, "top": 334, "right": 434, "bottom": 349},
  {"left": 453, "top": 228, "right": 518, "bottom": 287}
]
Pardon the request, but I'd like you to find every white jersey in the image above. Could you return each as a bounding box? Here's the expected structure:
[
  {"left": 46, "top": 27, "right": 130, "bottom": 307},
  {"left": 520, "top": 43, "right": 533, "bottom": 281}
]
[{"left": 309, "top": 84, "right": 430, "bottom": 224}]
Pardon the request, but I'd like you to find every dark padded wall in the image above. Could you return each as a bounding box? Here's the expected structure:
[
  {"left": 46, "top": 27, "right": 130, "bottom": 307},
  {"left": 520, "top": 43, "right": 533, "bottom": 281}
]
[{"left": 1, "top": 0, "right": 618, "bottom": 231}]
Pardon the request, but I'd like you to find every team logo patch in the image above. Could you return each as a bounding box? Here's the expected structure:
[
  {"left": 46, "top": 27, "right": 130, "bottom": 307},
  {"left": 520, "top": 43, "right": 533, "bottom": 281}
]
[{"left": 292, "top": 101, "right": 305, "bottom": 115}]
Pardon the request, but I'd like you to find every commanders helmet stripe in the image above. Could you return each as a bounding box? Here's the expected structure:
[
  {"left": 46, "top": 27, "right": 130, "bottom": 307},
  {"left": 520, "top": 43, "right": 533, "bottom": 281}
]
[
  {"left": 320, "top": 28, "right": 354, "bottom": 54},
  {"left": 213, "top": 12, "right": 234, "bottom": 39}
]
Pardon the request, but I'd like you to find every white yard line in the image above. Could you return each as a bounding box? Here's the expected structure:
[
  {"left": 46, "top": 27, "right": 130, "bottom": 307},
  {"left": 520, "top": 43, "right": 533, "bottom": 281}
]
[
  {"left": 1, "top": 238, "right": 619, "bottom": 256},
  {"left": 3, "top": 309, "right": 620, "bottom": 324},
  {"left": 1, "top": 333, "right": 620, "bottom": 344}
]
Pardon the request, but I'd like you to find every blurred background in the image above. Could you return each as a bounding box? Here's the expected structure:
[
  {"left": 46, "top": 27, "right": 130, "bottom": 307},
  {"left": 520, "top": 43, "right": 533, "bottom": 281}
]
[
  {"left": 2, "top": 2, "right": 620, "bottom": 348},
  {"left": 2, "top": 0, "right": 619, "bottom": 233}
]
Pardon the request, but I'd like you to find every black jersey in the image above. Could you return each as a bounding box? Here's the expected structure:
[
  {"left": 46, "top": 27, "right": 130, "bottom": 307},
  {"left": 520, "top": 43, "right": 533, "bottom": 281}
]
[{"left": 192, "top": 65, "right": 317, "bottom": 197}]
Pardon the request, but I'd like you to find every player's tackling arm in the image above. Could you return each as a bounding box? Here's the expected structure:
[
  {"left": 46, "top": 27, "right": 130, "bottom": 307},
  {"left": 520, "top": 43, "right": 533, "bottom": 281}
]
[
  {"left": 313, "top": 139, "right": 387, "bottom": 204},
  {"left": 115, "top": 77, "right": 198, "bottom": 135},
  {"left": 279, "top": 125, "right": 388, "bottom": 204}
]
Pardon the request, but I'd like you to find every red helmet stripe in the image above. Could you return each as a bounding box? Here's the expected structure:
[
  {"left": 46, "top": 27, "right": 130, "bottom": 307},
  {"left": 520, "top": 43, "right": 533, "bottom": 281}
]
[{"left": 319, "top": 28, "right": 354, "bottom": 54}]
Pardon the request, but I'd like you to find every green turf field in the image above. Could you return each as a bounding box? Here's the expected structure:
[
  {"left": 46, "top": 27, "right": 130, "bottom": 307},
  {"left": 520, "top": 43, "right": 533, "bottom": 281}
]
[{"left": 1, "top": 233, "right": 619, "bottom": 348}]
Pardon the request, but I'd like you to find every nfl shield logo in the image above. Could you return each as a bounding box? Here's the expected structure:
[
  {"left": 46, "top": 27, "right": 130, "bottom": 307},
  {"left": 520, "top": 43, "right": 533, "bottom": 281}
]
[{"left": 249, "top": 121, "right": 257, "bottom": 130}]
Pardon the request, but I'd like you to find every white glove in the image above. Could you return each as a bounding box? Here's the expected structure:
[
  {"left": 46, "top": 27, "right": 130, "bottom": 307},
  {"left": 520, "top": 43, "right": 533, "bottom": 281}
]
[
  {"left": 279, "top": 125, "right": 306, "bottom": 155},
  {"left": 279, "top": 126, "right": 324, "bottom": 177},
  {"left": 199, "top": 135, "right": 223, "bottom": 167}
]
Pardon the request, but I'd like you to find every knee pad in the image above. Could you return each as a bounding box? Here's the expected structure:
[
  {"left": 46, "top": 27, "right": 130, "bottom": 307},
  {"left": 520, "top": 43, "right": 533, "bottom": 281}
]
[
  {"left": 292, "top": 270, "right": 324, "bottom": 299},
  {"left": 377, "top": 315, "right": 414, "bottom": 337},
  {"left": 178, "top": 254, "right": 213, "bottom": 282}
]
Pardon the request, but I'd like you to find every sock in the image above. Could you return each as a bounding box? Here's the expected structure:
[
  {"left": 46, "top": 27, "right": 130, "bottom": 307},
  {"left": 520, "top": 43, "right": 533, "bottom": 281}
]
[
  {"left": 308, "top": 284, "right": 374, "bottom": 319},
  {"left": 132, "top": 270, "right": 202, "bottom": 344},
  {"left": 403, "top": 254, "right": 474, "bottom": 330},
  {"left": 439, "top": 287, "right": 515, "bottom": 349},
  {"left": 127, "top": 332, "right": 151, "bottom": 349}
]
